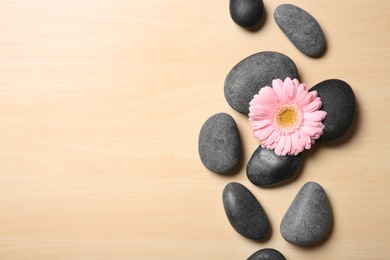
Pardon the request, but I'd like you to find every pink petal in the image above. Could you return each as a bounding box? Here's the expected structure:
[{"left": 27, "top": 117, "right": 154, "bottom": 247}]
[
  {"left": 299, "top": 93, "right": 312, "bottom": 108},
  {"left": 301, "top": 125, "right": 317, "bottom": 137},
  {"left": 249, "top": 95, "right": 260, "bottom": 106},
  {"left": 312, "top": 133, "right": 321, "bottom": 140},
  {"left": 283, "top": 77, "right": 292, "bottom": 87},
  {"left": 258, "top": 86, "right": 278, "bottom": 105},
  {"left": 267, "top": 141, "right": 278, "bottom": 150},
  {"left": 313, "top": 110, "right": 327, "bottom": 120},
  {"left": 250, "top": 104, "right": 273, "bottom": 116},
  {"left": 250, "top": 106, "right": 273, "bottom": 118},
  {"left": 290, "top": 133, "right": 302, "bottom": 155},
  {"left": 302, "top": 97, "right": 322, "bottom": 112},
  {"left": 284, "top": 135, "right": 292, "bottom": 155},
  {"left": 281, "top": 77, "right": 293, "bottom": 102},
  {"left": 303, "top": 119, "right": 322, "bottom": 127},
  {"left": 288, "top": 80, "right": 297, "bottom": 101},
  {"left": 303, "top": 112, "right": 322, "bottom": 121},
  {"left": 272, "top": 79, "right": 284, "bottom": 100},
  {"left": 250, "top": 119, "right": 271, "bottom": 130},
  {"left": 295, "top": 83, "right": 307, "bottom": 103},
  {"left": 252, "top": 102, "right": 274, "bottom": 115},
  {"left": 310, "top": 90, "right": 318, "bottom": 98},
  {"left": 295, "top": 133, "right": 306, "bottom": 152},
  {"left": 255, "top": 126, "right": 274, "bottom": 140},
  {"left": 304, "top": 110, "right": 327, "bottom": 121},
  {"left": 298, "top": 130, "right": 311, "bottom": 145},
  {"left": 275, "top": 135, "right": 285, "bottom": 156},
  {"left": 266, "top": 130, "right": 279, "bottom": 145}
]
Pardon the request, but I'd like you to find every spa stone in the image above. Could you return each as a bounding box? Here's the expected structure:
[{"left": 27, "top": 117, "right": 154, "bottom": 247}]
[
  {"left": 274, "top": 4, "right": 326, "bottom": 57},
  {"left": 247, "top": 146, "right": 302, "bottom": 187},
  {"left": 280, "top": 182, "right": 332, "bottom": 245},
  {"left": 224, "top": 52, "right": 298, "bottom": 114},
  {"left": 198, "top": 113, "right": 241, "bottom": 173},
  {"left": 229, "top": 0, "right": 264, "bottom": 29},
  {"left": 223, "top": 182, "right": 270, "bottom": 240},
  {"left": 247, "top": 248, "right": 286, "bottom": 260},
  {"left": 310, "top": 79, "right": 356, "bottom": 142}
]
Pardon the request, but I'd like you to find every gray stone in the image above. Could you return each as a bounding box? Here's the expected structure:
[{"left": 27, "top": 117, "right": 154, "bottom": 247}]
[
  {"left": 198, "top": 113, "right": 241, "bottom": 174},
  {"left": 230, "top": 0, "right": 264, "bottom": 29},
  {"left": 224, "top": 51, "right": 298, "bottom": 114},
  {"left": 274, "top": 4, "right": 326, "bottom": 57},
  {"left": 247, "top": 248, "right": 286, "bottom": 260},
  {"left": 280, "top": 182, "right": 332, "bottom": 245},
  {"left": 310, "top": 79, "right": 356, "bottom": 143},
  {"left": 247, "top": 146, "right": 302, "bottom": 187},
  {"left": 223, "top": 182, "right": 270, "bottom": 240}
]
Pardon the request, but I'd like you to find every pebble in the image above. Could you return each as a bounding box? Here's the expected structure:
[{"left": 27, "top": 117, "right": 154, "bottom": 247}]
[
  {"left": 223, "top": 182, "right": 270, "bottom": 240},
  {"left": 274, "top": 4, "right": 326, "bottom": 57},
  {"left": 247, "top": 146, "right": 302, "bottom": 187},
  {"left": 198, "top": 113, "right": 241, "bottom": 174},
  {"left": 247, "top": 248, "right": 286, "bottom": 260},
  {"left": 280, "top": 182, "right": 333, "bottom": 245},
  {"left": 224, "top": 51, "right": 298, "bottom": 114},
  {"left": 229, "top": 0, "right": 264, "bottom": 29},
  {"left": 310, "top": 79, "right": 356, "bottom": 142}
]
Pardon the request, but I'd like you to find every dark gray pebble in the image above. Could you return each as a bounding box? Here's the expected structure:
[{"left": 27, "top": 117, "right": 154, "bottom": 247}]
[
  {"left": 247, "top": 248, "right": 286, "bottom": 260},
  {"left": 223, "top": 182, "right": 270, "bottom": 240},
  {"left": 230, "top": 0, "right": 264, "bottom": 29},
  {"left": 198, "top": 113, "right": 241, "bottom": 174},
  {"left": 274, "top": 4, "right": 325, "bottom": 57},
  {"left": 224, "top": 51, "right": 298, "bottom": 114},
  {"left": 247, "top": 146, "right": 302, "bottom": 187},
  {"left": 280, "top": 182, "right": 332, "bottom": 245},
  {"left": 310, "top": 79, "right": 356, "bottom": 142}
]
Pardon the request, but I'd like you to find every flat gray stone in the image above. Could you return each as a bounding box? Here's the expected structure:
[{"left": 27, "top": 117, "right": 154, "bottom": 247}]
[
  {"left": 229, "top": 0, "right": 264, "bottom": 29},
  {"left": 310, "top": 79, "right": 356, "bottom": 142},
  {"left": 280, "top": 182, "right": 332, "bottom": 245},
  {"left": 247, "top": 248, "right": 286, "bottom": 260},
  {"left": 247, "top": 146, "right": 302, "bottom": 187},
  {"left": 198, "top": 113, "right": 241, "bottom": 174},
  {"left": 223, "top": 182, "right": 270, "bottom": 240},
  {"left": 274, "top": 4, "right": 326, "bottom": 57},
  {"left": 224, "top": 51, "right": 298, "bottom": 114}
]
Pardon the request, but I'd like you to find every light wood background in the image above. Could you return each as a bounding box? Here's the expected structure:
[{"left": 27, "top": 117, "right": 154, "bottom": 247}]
[{"left": 0, "top": 0, "right": 389, "bottom": 259}]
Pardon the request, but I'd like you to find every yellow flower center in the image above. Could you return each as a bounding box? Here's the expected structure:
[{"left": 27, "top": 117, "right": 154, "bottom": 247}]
[{"left": 274, "top": 105, "right": 299, "bottom": 130}]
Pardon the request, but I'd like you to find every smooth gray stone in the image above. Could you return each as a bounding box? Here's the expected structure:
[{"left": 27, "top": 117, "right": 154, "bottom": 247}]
[
  {"left": 280, "top": 182, "right": 332, "bottom": 245},
  {"left": 247, "top": 248, "right": 286, "bottom": 260},
  {"left": 310, "top": 79, "right": 356, "bottom": 143},
  {"left": 274, "top": 4, "right": 325, "bottom": 57},
  {"left": 247, "top": 146, "right": 302, "bottom": 187},
  {"left": 223, "top": 182, "right": 270, "bottom": 240},
  {"left": 198, "top": 113, "right": 241, "bottom": 174},
  {"left": 230, "top": 0, "right": 264, "bottom": 29},
  {"left": 224, "top": 51, "right": 298, "bottom": 114}
]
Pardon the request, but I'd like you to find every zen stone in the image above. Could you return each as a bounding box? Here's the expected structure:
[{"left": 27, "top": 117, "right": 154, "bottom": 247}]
[
  {"left": 229, "top": 0, "right": 264, "bottom": 29},
  {"left": 274, "top": 4, "right": 325, "bottom": 57},
  {"left": 280, "top": 182, "right": 332, "bottom": 245},
  {"left": 223, "top": 182, "right": 270, "bottom": 240},
  {"left": 310, "top": 79, "right": 356, "bottom": 142},
  {"left": 224, "top": 51, "right": 298, "bottom": 114},
  {"left": 247, "top": 146, "right": 302, "bottom": 187},
  {"left": 247, "top": 248, "right": 286, "bottom": 260},
  {"left": 198, "top": 113, "right": 241, "bottom": 174}
]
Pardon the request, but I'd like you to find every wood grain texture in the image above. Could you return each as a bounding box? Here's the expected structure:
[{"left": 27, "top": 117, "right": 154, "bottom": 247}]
[{"left": 0, "top": 0, "right": 389, "bottom": 259}]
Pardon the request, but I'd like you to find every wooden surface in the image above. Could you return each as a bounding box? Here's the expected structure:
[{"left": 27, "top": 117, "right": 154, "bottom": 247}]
[{"left": 1, "top": 0, "right": 389, "bottom": 259}]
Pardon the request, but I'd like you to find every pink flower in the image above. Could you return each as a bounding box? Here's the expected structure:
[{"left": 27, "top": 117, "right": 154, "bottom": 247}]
[{"left": 248, "top": 77, "right": 326, "bottom": 156}]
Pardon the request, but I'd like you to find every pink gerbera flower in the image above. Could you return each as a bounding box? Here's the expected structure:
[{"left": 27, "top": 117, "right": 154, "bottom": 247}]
[{"left": 248, "top": 77, "right": 326, "bottom": 156}]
